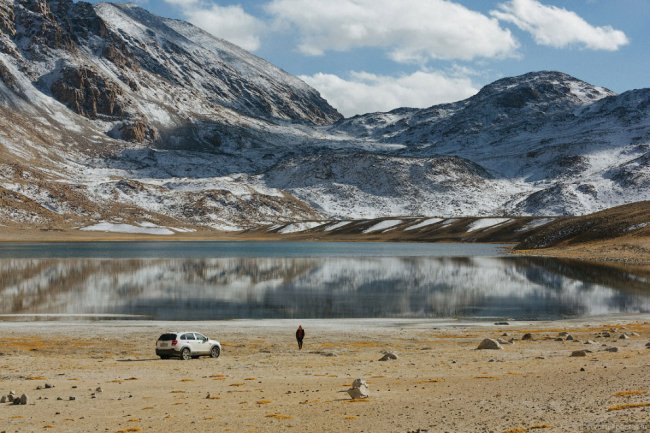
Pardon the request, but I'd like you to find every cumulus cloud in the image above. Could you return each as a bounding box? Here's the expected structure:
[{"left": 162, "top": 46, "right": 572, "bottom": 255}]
[
  {"left": 492, "top": 0, "right": 629, "bottom": 51},
  {"left": 300, "top": 70, "right": 479, "bottom": 117},
  {"left": 164, "top": 1, "right": 265, "bottom": 51},
  {"left": 266, "top": 0, "right": 518, "bottom": 62}
]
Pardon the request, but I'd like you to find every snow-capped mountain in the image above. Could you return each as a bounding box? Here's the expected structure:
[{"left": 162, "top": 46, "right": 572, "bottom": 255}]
[{"left": 1, "top": 1, "right": 650, "bottom": 231}]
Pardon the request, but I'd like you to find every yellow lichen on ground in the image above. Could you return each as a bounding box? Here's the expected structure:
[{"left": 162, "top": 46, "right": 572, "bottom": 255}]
[
  {"left": 265, "top": 413, "right": 292, "bottom": 420},
  {"left": 613, "top": 390, "right": 646, "bottom": 397},
  {"left": 607, "top": 402, "right": 650, "bottom": 411}
]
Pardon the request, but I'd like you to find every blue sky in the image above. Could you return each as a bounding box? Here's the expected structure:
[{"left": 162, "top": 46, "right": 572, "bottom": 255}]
[{"left": 84, "top": 0, "right": 649, "bottom": 116}]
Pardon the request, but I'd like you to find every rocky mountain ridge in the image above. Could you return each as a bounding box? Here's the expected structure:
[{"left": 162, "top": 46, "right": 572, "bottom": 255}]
[{"left": 0, "top": 1, "right": 649, "bottom": 232}]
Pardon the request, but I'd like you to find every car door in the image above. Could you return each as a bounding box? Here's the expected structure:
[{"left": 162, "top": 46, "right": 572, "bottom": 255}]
[
  {"left": 180, "top": 333, "right": 196, "bottom": 352},
  {"left": 193, "top": 333, "right": 210, "bottom": 355}
]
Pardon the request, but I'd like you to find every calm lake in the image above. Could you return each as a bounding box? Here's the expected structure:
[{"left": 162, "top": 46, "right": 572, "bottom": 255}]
[{"left": 1, "top": 242, "right": 649, "bottom": 321}]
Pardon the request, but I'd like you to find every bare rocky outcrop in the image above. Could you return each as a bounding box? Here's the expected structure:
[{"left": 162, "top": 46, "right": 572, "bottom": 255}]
[
  {"left": 109, "top": 119, "right": 158, "bottom": 143},
  {"left": 0, "top": 2, "right": 16, "bottom": 37},
  {"left": 50, "top": 65, "right": 126, "bottom": 119}
]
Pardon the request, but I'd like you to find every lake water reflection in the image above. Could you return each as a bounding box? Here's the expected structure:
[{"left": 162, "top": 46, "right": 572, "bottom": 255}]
[{"left": 1, "top": 242, "right": 649, "bottom": 320}]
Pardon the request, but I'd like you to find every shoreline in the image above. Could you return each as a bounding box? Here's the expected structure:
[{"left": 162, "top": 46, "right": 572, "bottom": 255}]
[{"left": 2, "top": 316, "right": 649, "bottom": 433}]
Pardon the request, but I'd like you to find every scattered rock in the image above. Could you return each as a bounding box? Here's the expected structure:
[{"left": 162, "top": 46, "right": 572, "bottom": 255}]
[
  {"left": 379, "top": 352, "right": 398, "bottom": 361},
  {"left": 347, "top": 379, "right": 369, "bottom": 400},
  {"left": 496, "top": 338, "right": 512, "bottom": 345},
  {"left": 522, "top": 333, "right": 533, "bottom": 341},
  {"left": 584, "top": 340, "right": 596, "bottom": 345},
  {"left": 45, "top": 384, "right": 54, "bottom": 389},
  {"left": 95, "top": 387, "right": 102, "bottom": 393},
  {"left": 646, "top": 342, "right": 650, "bottom": 348},
  {"left": 57, "top": 397, "right": 63, "bottom": 401},
  {"left": 0, "top": 396, "right": 5, "bottom": 403},
  {"left": 605, "top": 347, "right": 619, "bottom": 353},
  {"left": 619, "top": 334, "right": 629, "bottom": 340},
  {"left": 630, "top": 332, "right": 640, "bottom": 337},
  {"left": 580, "top": 367, "right": 586, "bottom": 372},
  {"left": 501, "top": 333, "right": 509, "bottom": 337},
  {"left": 601, "top": 332, "right": 611, "bottom": 338},
  {"left": 554, "top": 337, "right": 564, "bottom": 342},
  {"left": 494, "top": 322, "right": 509, "bottom": 326},
  {"left": 566, "top": 335, "right": 574, "bottom": 341},
  {"left": 477, "top": 339, "right": 503, "bottom": 350},
  {"left": 571, "top": 350, "right": 588, "bottom": 357},
  {"left": 36, "top": 386, "right": 43, "bottom": 390},
  {"left": 69, "top": 396, "right": 76, "bottom": 401},
  {"left": 19, "top": 394, "right": 27, "bottom": 405},
  {"left": 559, "top": 332, "right": 569, "bottom": 337}
]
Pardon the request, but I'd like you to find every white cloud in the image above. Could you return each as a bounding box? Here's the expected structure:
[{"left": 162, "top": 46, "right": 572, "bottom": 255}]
[
  {"left": 164, "top": 1, "right": 265, "bottom": 51},
  {"left": 492, "top": 0, "right": 629, "bottom": 51},
  {"left": 300, "top": 70, "right": 479, "bottom": 117},
  {"left": 266, "top": 0, "right": 518, "bottom": 62}
]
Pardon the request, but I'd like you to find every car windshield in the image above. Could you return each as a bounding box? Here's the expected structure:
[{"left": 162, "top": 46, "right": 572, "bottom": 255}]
[{"left": 158, "top": 333, "right": 176, "bottom": 341}]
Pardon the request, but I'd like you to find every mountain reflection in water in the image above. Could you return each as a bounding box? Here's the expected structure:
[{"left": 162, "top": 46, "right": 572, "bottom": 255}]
[{"left": 1, "top": 256, "right": 649, "bottom": 320}]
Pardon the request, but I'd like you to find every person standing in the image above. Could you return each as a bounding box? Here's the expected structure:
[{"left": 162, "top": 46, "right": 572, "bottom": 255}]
[{"left": 296, "top": 325, "right": 305, "bottom": 350}]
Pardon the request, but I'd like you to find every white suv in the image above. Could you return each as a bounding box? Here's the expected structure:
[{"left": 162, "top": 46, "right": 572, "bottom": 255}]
[{"left": 156, "top": 332, "right": 221, "bottom": 360}]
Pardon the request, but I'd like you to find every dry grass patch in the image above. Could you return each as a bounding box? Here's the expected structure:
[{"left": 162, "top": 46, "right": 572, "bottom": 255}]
[
  {"left": 502, "top": 428, "right": 528, "bottom": 433},
  {"left": 116, "top": 428, "right": 142, "bottom": 433},
  {"left": 607, "top": 402, "right": 650, "bottom": 411},
  {"left": 344, "top": 416, "right": 358, "bottom": 420},
  {"left": 613, "top": 390, "right": 646, "bottom": 397},
  {"left": 179, "top": 378, "right": 193, "bottom": 382},
  {"left": 244, "top": 377, "right": 257, "bottom": 381},
  {"left": 417, "top": 378, "right": 444, "bottom": 384},
  {"left": 530, "top": 424, "right": 552, "bottom": 430},
  {"left": 256, "top": 399, "right": 272, "bottom": 405},
  {"left": 25, "top": 375, "right": 47, "bottom": 380},
  {"left": 265, "top": 413, "right": 292, "bottom": 420},
  {"left": 229, "top": 383, "right": 245, "bottom": 387}
]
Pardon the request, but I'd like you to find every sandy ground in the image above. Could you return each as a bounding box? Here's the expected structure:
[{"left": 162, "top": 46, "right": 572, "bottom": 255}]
[{"left": 1, "top": 318, "right": 650, "bottom": 433}]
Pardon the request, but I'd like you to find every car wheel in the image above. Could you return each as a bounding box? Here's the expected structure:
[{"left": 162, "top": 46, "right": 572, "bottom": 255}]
[
  {"left": 210, "top": 346, "right": 221, "bottom": 359},
  {"left": 181, "top": 348, "right": 191, "bottom": 360}
]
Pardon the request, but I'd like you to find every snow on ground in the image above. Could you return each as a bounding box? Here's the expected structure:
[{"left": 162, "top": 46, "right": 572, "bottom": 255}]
[
  {"left": 466, "top": 218, "right": 511, "bottom": 232},
  {"left": 516, "top": 218, "right": 555, "bottom": 232},
  {"left": 80, "top": 222, "right": 175, "bottom": 235},
  {"left": 278, "top": 222, "right": 324, "bottom": 234},
  {"left": 363, "top": 220, "right": 403, "bottom": 234},
  {"left": 324, "top": 221, "right": 351, "bottom": 232},
  {"left": 404, "top": 218, "right": 444, "bottom": 231}
]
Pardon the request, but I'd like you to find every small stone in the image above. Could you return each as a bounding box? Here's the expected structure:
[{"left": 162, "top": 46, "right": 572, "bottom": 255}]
[
  {"left": 554, "top": 337, "right": 564, "bottom": 342},
  {"left": 630, "top": 332, "right": 640, "bottom": 337},
  {"left": 571, "top": 350, "right": 588, "bottom": 357},
  {"left": 95, "top": 387, "right": 103, "bottom": 393},
  {"left": 7, "top": 394, "right": 14, "bottom": 403},
  {"left": 45, "top": 384, "right": 54, "bottom": 389},
  {"left": 580, "top": 367, "right": 585, "bottom": 372},
  {"left": 36, "top": 386, "right": 43, "bottom": 390},
  {"left": 19, "top": 394, "right": 27, "bottom": 405},
  {"left": 347, "top": 379, "right": 369, "bottom": 400},
  {"left": 72, "top": 386, "right": 78, "bottom": 389},
  {"left": 379, "top": 352, "right": 398, "bottom": 361},
  {"left": 522, "top": 333, "right": 533, "bottom": 341},
  {"left": 645, "top": 342, "right": 650, "bottom": 348},
  {"left": 494, "top": 322, "right": 509, "bottom": 326},
  {"left": 69, "top": 396, "right": 76, "bottom": 401},
  {"left": 559, "top": 332, "right": 569, "bottom": 337},
  {"left": 501, "top": 333, "right": 509, "bottom": 337},
  {"left": 584, "top": 340, "right": 596, "bottom": 345},
  {"left": 477, "top": 339, "right": 503, "bottom": 350},
  {"left": 496, "top": 338, "right": 511, "bottom": 345},
  {"left": 605, "top": 347, "right": 619, "bottom": 353},
  {"left": 0, "top": 396, "right": 5, "bottom": 403},
  {"left": 601, "top": 332, "right": 611, "bottom": 338},
  {"left": 619, "top": 334, "right": 629, "bottom": 340},
  {"left": 566, "top": 335, "right": 574, "bottom": 341},
  {"left": 57, "top": 397, "right": 63, "bottom": 401}
]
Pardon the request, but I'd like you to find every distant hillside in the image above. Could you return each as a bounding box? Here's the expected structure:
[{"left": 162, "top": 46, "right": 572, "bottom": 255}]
[
  {"left": 1, "top": 2, "right": 650, "bottom": 231},
  {"left": 516, "top": 201, "right": 650, "bottom": 250}
]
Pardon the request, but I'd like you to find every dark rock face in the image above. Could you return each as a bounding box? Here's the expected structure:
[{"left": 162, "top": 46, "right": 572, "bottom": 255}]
[
  {"left": 109, "top": 120, "right": 158, "bottom": 143},
  {"left": 50, "top": 65, "right": 125, "bottom": 119},
  {"left": 0, "top": 2, "right": 16, "bottom": 36}
]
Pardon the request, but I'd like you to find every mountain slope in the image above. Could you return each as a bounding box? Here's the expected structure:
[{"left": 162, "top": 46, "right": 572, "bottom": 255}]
[{"left": 1, "top": 2, "right": 650, "bottom": 231}]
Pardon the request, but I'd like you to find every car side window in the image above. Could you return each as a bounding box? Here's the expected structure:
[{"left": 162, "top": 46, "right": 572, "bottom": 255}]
[
  {"left": 194, "top": 333, "right": 206, "bottom": 341},
  {"left": 181, "top": 333, "right": 194, "bottom": 340}
]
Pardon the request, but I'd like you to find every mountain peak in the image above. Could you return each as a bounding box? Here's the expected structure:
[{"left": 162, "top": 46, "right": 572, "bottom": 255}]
[{"left": 474, "top": 71, "right": 614, "bottom": 108}]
